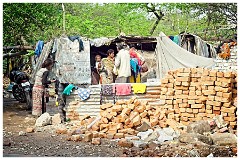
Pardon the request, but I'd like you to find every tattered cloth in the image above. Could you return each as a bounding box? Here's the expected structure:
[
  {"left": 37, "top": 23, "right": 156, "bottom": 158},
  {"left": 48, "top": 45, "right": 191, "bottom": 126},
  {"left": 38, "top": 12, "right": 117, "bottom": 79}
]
[{"left": 101, "top": 84, "right": 115, "bottom": 95}]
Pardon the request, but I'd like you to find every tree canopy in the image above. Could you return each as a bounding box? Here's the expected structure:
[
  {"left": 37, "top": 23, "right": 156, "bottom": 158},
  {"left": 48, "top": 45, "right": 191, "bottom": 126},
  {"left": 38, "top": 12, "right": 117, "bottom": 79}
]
[{"left": 3, "top": 3, "right": 237, "bottom": 46}]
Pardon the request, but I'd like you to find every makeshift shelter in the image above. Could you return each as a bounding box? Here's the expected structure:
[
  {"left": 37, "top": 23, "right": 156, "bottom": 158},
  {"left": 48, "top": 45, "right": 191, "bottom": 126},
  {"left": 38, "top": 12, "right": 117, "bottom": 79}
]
[{"left": 155, "top": 32, "right": 215, "bottom": 79}]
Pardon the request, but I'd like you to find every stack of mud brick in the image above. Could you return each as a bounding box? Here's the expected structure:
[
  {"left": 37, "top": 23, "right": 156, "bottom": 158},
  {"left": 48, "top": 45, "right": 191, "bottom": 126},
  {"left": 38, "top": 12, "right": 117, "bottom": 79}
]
[{"left": 160, "top": 68, "right": 237, "bottom": 129}]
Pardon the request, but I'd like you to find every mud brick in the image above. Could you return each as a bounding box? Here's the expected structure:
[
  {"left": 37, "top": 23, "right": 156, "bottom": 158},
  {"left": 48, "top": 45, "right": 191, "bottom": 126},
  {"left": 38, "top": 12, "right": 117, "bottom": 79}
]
[
  {"left": 100, "top": 103, "right": 113, "bottom": 110},
  {"left": 179, "top": 103, "right": 189, "bottom": 108},
  {"left": 221, "top": 107, "right": 236, "bottom": 113},
  {"left": 160, "top": 95, "right": 166, "bottom": 100},
  {"left": 112, "top": 105, "right": 123, "bottom": 112},
  {"left": 202, "top": 90, "right": 216, "bottom": 95},
  {"left": 97, "top": 132, "right": 106, "bottom": 138},
  {"left": 217, "top": 71, "right": 224, "bottom": 77},
  {"left": 195, "top": 99, "right": 203, "bottom": 104},
  {"left": 166, "top": 95, "right": 174, "bottom": 100},
  {"left": 206, "top": 101, "right": 214, "bottom": 106},
  {"left": 221, "top": 97, "right": 231, "bottom": 103},
  {"left": 175, "top": 81, "right": 181, "bottom": 86},
  {"left": 176, "top": 77, "right": 190, "bottom": 82},
  {"left": 114, "top": 133, "right": 125, "bottom": 139},
  {"left": 207, "top": 86, "right": 215, "bottom": 90},
  {"left": 202, "top": 69, "right": 209, "bottom": 76},
  {"left": 206, "top": 105, "right": 212, "bottom": 110},
  {"left": 189, "top": 86, "right": 196, "bottom": 91},
  {"left": 187, "top": 100, "right": 195, "bottom": 104},
  {"left": 216, "top": 92, "right": 223, "bottom": 97},
  {"left": 106, "top": 133, "right": 115, "bottom": 139},
  {"left": 215, "top": 81, "right": 222, "bottom": 86},
  {"left": 100, "top": 124, "right": 109, "bottom": 131},
  {"left": 207, "top": 96, "right": 214, "bottom": 101},
  {"left": 175, "top": 86, "right": 189, "bottom": 90},
  {"left": 146, "top": 105, "right": 153, "bottom": 110},
  {"left": 209, "top": 70, "right": 217, "bottom": 77},
  {"left": 71, "top": 135, "right": 82, "bottom": 142},
  {"left": 232, "top": 89, "right": 237, "bottom": 94},
  {"left": 191, "top": 104, "right": 204, "bottom": 109},
  {"left": 127, "top": 104, "right": 135, "bottom": 110},
  {"left": 221, "top": 82, "right": 231, "bottom": 88},
  {"left": 221, "top": 87, "right": 232, "bottom": 93},
  {"left": 173, "top": 100, "right": 177, "bottom": 105},
  {"left": 201, "top": 85, "right": 207, "bottom": 90},
  {"left": 202, "top": 81, "right": 214, "bottom": 86},
  {"left": 83, "top": 132, "right": 93, "bottom": 142},
  {"left": 115, "top": 100, "right": 126, "bottom": 105},
  {"left": 222, "top": 92, "right": 232, "bottom": 99},
  {"left": 132, "top": 115, "right": 141, "bottom": 126},
  {"left": 135, "top": 105, "right": 146, "bottom": 113},
  {"left": 223, "top": 102, "right": 231, "bottom": 107},
  {"left": 166, "top": 83, "right": 173, "bottom": 88},
  {"left": 188, "top": 91, "right": 195, "bottom": 96},
  {"left": 176, "top": 95, "right": 188, "bottom": 99},
  {"left": 181, "top": 82, "right": 190, "bottom": 86},
  {"left": 174, "top": 108, "right": 180, "bottom": 114},
  {"left": 139, "top": 111, "right": 147, "bottom": 118},
  {"left": 150, "top": 118, "right": 159, "bottom": 126},
  {"left": 183, "top": 90, "right": 189, "bottom": 95},
  {"left": 121, "top": 108, "right": 131, "bottom": 115},
  {"left": 196, "top": 90, "right": 202, "bottom": 96},
  {"left": 180, "top": 112, "right": 189, "bottom": 117},
  {"left": 229, "top": 121, "right": 237, "bottom": 127},
  {"left": 176, "top": 99, "right": 183, "bottom": 104},
  {"left": 213, "top": 106, "right": 221, "bottom": 110},
  {"left": 205, "top": 109, "right": 212, "bottom": 114},
  {"left": 224, "top": 72, "right": 233, "bottom": 78},
  {"left": 186, "top": 108, "right": 193, "bottom": 113},
  {"left": 190, "top": 82, "right": 199, "bottom": 86},
  {"left": 118, "top": 139, "right": 133, "bottom": 148},
  {"left": 176, "top": 72, "right": 190, "bottom": 77},
  {"left": 213, "top": 110, "right": 221, "bottom": 115},
  {"left": 161, "top": 78, "right": 169, "bottom": 84},
  {"left": 130, "top": 112, "right": 139, "bottom": 120},
  {"left": 214, "top": 96, "right": 222, "bottom": 102},
  {"left": 56, "top": 128, "right": 68, "bottom": 135},
  {"left": 180, "top": 116, "right": 188, "bottom": 121},
  {"left": 187, "top": 95, "right": 198, "bottom": 100},
  {"left": 213, "top": 101, "right": 222, "bottom": 107},
  {"left": 198, "top": 108, "right": 206, "bottom": 113},
  {"left": 164, "top": 99, "right": 172, "bottom": 105},
  {"left": 207, "top": 114, "right": 215, "bottom": 118},
  {"left": 133, "top": 99, "right": 141, "bottom": 107},
  {"left": 192, "top": 109, "right": 199, "bottom": 114},
  {"left": 222, "top": 78, "right": 233, "bottom": 83}
]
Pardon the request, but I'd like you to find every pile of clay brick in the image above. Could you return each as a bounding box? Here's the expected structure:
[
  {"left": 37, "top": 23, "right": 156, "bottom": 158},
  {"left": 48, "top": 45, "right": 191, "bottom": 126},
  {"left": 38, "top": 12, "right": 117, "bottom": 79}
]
[
  {"left": 76, "top": 97, "right": 181, "bottom": 139},
  {"left": 160, "top": 68, "right": 237, "bottom": 129}
]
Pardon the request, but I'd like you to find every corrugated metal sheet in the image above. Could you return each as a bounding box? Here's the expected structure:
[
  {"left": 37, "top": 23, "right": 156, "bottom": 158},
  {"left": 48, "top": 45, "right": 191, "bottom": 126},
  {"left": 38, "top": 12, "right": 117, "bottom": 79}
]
[{"left": 66, "top": 82, "right": 162, "bottom": 118}]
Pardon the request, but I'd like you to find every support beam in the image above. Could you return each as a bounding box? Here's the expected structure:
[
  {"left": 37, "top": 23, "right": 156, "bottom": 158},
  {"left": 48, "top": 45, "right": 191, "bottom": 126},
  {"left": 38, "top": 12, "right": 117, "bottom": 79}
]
[{"left": 3, "top": 51, "right": 28, "bottom": 59}]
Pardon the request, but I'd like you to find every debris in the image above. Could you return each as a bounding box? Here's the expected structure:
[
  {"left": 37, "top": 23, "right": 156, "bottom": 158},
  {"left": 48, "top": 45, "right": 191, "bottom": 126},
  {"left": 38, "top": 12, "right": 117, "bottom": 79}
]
[
  {"left": 35, "top": 113, "right": 52, "bottom": 127},
  {"left": 187, "top": 120, "right": 211, "bottom": 135},
  {"left": 179, "top": 133, "right": 213, "bottom": 145},
  {"left": 207, "top": 153, "right": 214, "bottom": 157},
  {"left": 19, "top": 131, "right": 27, "bottom": 136},
  {"left": 26, "top": 127, "right": 35, "bottom": 133},
  {"left": 92, "top": 138, "right": 101, "bottom": 145},
  {"left": 118, "top": 139, "right": 133, "bottom": 148},
  {"left": 52, "top": 113, "right": 62, "bottom": 125},
  {"left": 136, "top": 121, "right": 151, "bottom": 132},
  {"left": 137, "top": 129, "right": 153, "bottom": 140},
  {"left": 213, "top": 115, "right": 228, "bottom": 128},
  {"left": 144, "top": 130, "right": 159, "bottom": 143},
  {"left": 211, "top": 133, "right": 237, "bottom": 146},
  {"left": 131, "top": 140, "right": 147, "bottom": 148}
]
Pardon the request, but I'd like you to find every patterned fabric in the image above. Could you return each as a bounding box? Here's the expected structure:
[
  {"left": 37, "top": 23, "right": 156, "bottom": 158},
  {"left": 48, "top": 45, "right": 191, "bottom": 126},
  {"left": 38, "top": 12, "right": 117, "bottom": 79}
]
[
  {"left": 77, "top": 88, "right": 91, "bottom": 101},
  {"left": 115, "top": 84, "right": 131, "bottom": 96},
  {"left": 132, "top": 83, "right": 147, "bottom": 94},
  {"left": 34, "top": 68, "right": 48, "bottom": 86},
  {"left": 99, "top": 58, "right": 114, "bottom": 84},
  {"left": 32, "top": 85, "right": 44, "bottom": 116},
  {"left": 101, "top": 84, "right": 114, "bottom": 95}
]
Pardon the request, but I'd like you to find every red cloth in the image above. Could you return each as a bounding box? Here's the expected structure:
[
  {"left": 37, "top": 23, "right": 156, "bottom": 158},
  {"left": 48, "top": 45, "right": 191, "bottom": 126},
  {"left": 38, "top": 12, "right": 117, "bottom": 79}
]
[
  {"left": 129, "top": 48, "right": 142, "bottom": 65},
  {"left": 115, "top": 84, "right": 131, "bottom": 95}
]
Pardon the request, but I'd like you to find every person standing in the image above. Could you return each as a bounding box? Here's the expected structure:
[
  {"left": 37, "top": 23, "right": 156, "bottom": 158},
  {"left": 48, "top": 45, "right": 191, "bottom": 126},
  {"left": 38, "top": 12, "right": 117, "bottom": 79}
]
[
  {"left": 98, "top": 49, "right": 115, "bottom": 84},
  {"left": 32, "top": 58, "right": 55, "bottom": 117},
  {"left": 115, "top": 44, "right": 131, "bottom": 83}
]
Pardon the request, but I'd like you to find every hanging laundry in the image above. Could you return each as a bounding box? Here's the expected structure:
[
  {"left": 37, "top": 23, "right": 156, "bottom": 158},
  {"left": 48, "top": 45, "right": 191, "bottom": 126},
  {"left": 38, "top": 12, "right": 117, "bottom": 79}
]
[
  {"left": 132, "top": 83, "right": 146, "bottom": 94},
  {"left": 34, "top": 40, "right": 44, "bottom": 57},
  {"left": 173, "top": 35, "right": 179, "bottom": 45},
  {"left": 77, "top": 88, "right": 91, "bottom": 101},
  {"left": 130, "top": 58, "right": 141, "bottom": 77},
  {"left": 101, "top": 84, "right": 114, "bottom": 95},
  {"left": 115, "top": 84, "right": 131, "bottom": 96},
  {"left": 68, "top": 36, "right": 84, "bottom": 52},
  {"left": 62, "top": 84, "right": 75, "bottom": 95}
]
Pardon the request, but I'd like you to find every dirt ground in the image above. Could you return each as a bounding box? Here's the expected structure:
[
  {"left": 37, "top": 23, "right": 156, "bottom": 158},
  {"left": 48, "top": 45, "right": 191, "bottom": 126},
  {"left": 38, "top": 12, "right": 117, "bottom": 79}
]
[{"left": 2, "top": 98, "right": 237, "bottom": 157}]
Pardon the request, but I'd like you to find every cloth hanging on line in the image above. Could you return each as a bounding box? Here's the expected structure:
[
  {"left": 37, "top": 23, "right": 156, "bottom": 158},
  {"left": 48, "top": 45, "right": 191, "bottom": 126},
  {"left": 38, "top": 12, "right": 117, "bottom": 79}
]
[
  {"left": 68, "top": 36, "right": 84, "bottom": 52},
  {"left": 34, "top": 40, "right": 44, "bottom": 57},
  {"left": 115, "top": 84, "right": 131, "bottom": 96},
  {"left": 62, "top": 84, "right": 75, "bottom": 95},
  {"left": 132, "top": 83, "right": 146, "bottom": 94},
  {"left": 77, "top": 88, "right": 91, "bottom": 101},
  {"left": 101, "top": 84, "right": 115, "bottom": 95}
]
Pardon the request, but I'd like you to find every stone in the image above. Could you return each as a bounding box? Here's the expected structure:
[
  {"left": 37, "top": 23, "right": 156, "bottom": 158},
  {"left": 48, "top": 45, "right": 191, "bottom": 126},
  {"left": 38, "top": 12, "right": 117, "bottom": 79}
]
[
  {"left": 3, "top": 140, "right": 11, "bottom": 146},
  {"left": 137, "top": 129, "right": 153, "bottom": 140},
  {"left": 114, "top": 133, "right": 124, "bottom": 139},
  {"left": 26, "top": 127, "right": 34, "bottom": 133},
  {"left": 35, "top": 112, "right": 52, "bottom": 127},
  {"left": 19, "top": 131, "right": 26, "bottom": 136},
  {"left": 92, "top": 138, "right": 101, "bottom": 145},
  {"left": 71, "top": 135, "right": 82, "bottom": 142},
  {"left": 125, "top": 136, "right": 140, "bottom": 141},
  {"left": 213, "top": 115, "right": 228, "bottom": 128},
  {"left": 187, "top": 120, "right": 211, "bottom": 135},
  {"left": 52, "top": 113, "right": 62, "bottom": 125},
  {"left": 136, "top": 121, "right": 151, "bottom": 132},
  {"left": 211, "top": 133, "right": 237, "bottom": 146},
  {"left": 131, "top": 140, "right": 148, "bottom": 148},
  {"left": 155, "top": 128, "right": 174, "bottom": 143},
  {"left": 147, "top": 142, "right": 159, "bottom": 150},
  {"left": 144, "top": 130, "right": 159, "bottom": 143},
  {"left": 118, "top": 139, "right": 133, "bottom": 148},
  {"left": 179, "top": 133, "right": 213, "bottom": 145}
]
